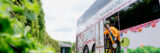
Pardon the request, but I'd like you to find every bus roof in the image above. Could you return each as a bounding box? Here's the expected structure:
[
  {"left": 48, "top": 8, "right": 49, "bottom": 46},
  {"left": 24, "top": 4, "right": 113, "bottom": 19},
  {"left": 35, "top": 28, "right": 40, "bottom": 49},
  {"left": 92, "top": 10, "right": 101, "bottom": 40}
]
[{"left": 78, "top": 0, "right": 110, "bottom": 26}]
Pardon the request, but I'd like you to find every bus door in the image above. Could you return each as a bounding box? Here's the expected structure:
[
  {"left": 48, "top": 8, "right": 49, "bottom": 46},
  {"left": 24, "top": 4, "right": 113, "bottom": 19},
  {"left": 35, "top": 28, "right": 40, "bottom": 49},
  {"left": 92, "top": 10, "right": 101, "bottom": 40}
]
[{"left": 95, "top": 20, "right": 105, "bottom": 53}]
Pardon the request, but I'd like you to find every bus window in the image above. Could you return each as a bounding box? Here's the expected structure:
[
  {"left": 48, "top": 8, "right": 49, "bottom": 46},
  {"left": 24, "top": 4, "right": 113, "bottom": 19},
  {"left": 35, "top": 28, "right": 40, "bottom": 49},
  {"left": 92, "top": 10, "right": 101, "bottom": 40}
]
[
  {"left": 104, "top": 13, "right": 119, "bottom": 30},
  {"left": 105, "top": 0, "right": 160, "bottom": 30},
  {"left": 119, "top": 0, "right": 160, "bottom": 30}
]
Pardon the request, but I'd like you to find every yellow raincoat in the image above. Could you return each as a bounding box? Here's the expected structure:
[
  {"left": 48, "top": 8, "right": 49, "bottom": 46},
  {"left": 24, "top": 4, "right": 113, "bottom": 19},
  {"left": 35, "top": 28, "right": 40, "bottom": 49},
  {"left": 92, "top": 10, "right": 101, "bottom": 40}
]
[{"left": 104, "top": 26, "right": 120, "bottom": 44}]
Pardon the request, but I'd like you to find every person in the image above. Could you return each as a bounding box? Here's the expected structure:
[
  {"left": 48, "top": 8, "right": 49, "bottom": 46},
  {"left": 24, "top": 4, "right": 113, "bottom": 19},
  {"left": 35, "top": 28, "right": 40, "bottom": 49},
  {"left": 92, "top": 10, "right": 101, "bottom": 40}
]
[{"left": 104, "top": 20, "right": 120, "bottom": 53}]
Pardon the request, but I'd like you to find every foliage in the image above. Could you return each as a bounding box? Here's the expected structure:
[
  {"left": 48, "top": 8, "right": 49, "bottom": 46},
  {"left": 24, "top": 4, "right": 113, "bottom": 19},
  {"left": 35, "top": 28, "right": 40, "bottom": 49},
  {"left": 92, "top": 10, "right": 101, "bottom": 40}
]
[
  {"left": 0, "top": 0, "right": 59, "bottom": 52},
  {"left": 72, "top": 42, "right": 76, "bottom": 53},
  {"left": 121, "top": 46, "right": 160, "bottom": 53},
  {"left": 45, "top": 32, "right": 60, "bottom": 52},
  {"left": 69, "top": 48, "right": 72, "bottom": 53}
]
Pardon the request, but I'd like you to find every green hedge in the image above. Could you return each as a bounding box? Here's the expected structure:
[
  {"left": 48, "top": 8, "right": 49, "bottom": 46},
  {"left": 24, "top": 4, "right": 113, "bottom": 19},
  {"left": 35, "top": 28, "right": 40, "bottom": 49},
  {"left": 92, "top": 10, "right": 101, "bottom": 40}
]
[
  {"left": 0, "top": 0, "right": 59, "bottom": 52},
  {"left": 121, "top": 46, "right": 160, "bottom": 53}
]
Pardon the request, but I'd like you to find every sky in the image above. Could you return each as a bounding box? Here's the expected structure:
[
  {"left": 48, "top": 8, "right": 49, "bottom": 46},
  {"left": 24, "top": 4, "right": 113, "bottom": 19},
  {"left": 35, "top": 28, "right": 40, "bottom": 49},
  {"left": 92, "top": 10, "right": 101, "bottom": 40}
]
[{"left": 41, "top": 0, "right": 95, "bottom": 42}]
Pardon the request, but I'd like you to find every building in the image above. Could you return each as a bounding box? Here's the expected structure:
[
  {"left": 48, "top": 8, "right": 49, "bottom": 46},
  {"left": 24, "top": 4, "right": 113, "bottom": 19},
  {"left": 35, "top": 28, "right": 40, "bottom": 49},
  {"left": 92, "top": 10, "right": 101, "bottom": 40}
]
[{"left": 59, "top": 42, "right": 72, "bottom": 53}]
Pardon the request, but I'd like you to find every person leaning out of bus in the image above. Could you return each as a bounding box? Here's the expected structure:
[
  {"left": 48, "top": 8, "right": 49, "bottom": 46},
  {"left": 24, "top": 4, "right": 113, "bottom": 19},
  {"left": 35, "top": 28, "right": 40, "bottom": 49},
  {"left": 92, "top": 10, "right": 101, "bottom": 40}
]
[{"left": 104, "top": 20, "right": 120, "bottom": 53}]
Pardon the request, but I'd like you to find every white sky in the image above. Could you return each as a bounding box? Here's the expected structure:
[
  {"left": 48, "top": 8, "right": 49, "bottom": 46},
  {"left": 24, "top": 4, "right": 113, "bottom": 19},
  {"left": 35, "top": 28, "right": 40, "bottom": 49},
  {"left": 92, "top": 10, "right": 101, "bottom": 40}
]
[{"left": 41, "top": 0, "right": 95, "bottom": 42}]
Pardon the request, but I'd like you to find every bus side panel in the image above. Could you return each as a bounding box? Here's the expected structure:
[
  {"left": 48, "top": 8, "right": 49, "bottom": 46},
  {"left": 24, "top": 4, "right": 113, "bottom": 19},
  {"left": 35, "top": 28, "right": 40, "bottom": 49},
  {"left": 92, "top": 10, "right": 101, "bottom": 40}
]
[
  {"left": 95, "top": 20, "right": 105, "bottom": 53},
  {"left": 95, "top": 22, "right": 100, "bottom": 53},
  {"left": 122, "top": 19, "right": 160, "bottom": 49},
  {"left": 87, "top": 26, "right": 96, "bottom": 52},
  {"left": 76, "top": 23, "right": 97, "bottom": 53},
  {"left": 77, "top": 34, "right": 83, "bottom": 53},
  {"left": 99, "top": 20, "right": 105, "bottom": 53}
]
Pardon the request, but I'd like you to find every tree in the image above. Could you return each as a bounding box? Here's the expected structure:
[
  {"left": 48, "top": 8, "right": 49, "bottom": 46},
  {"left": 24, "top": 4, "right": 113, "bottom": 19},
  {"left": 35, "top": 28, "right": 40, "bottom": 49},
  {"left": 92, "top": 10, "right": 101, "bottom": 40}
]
[{"left": 72, "top": 42, "right": 76, "bottom": 53}]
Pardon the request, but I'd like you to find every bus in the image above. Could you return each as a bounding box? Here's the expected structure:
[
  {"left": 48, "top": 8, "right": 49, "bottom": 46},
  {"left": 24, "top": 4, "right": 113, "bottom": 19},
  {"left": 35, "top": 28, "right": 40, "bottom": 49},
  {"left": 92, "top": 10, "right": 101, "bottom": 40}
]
[{"left": 76, "top": 0, "right": 160, "bottom": 53}]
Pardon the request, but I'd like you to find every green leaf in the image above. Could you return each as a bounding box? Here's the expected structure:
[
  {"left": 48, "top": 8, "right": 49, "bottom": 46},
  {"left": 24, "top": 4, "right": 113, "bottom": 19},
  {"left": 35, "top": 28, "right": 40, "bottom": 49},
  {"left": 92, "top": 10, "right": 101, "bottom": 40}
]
[{"left": 0, "top": 18, "right": 14, "bottom": 35}]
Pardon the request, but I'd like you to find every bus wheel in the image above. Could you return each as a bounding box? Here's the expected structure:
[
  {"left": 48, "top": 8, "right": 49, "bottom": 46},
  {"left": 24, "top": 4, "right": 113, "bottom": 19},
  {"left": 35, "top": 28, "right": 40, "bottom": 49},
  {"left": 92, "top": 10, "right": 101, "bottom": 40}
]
[
  {"left": 83, "top": 45, "right": 89, "bottom": 53},
  {"left": 92, "top": 44, "right": 95, "bottom": 53}
]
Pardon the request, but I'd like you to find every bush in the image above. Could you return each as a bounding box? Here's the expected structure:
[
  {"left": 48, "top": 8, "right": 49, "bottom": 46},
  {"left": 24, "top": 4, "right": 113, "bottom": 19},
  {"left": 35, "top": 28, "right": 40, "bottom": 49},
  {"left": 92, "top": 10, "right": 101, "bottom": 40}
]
[{"left": 126, "top": 46, "right": 160, "bottom": 53}]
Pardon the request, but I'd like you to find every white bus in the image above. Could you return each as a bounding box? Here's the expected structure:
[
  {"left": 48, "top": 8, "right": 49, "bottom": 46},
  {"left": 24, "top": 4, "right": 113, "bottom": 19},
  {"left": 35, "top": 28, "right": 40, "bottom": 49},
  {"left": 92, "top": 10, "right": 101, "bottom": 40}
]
[{"left": 76, "top": 0, "right": 160, "bottom": 53}]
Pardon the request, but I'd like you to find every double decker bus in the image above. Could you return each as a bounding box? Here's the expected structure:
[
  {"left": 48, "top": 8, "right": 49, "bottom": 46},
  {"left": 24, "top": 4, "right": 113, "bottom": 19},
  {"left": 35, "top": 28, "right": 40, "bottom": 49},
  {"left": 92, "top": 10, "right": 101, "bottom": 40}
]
[{"left": 76, "top": 0, "right": 160, "bottom": 53}]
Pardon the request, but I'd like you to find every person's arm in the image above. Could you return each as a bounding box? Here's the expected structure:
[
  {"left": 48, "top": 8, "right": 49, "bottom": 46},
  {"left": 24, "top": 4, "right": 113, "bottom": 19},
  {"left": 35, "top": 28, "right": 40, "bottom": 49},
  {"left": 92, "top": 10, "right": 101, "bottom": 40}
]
[
  {"left": 111, "top": 27, "right": 119, "bottom": 38},
  {"left": 104, "top": 29, "right": 109, "bottom": 35}
]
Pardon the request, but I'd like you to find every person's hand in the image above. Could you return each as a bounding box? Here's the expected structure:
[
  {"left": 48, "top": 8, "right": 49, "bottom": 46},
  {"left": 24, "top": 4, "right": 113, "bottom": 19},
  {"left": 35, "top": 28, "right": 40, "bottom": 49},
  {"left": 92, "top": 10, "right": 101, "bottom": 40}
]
[{"left": 114, "top": 38, "right": 117, "bottom": 41}]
